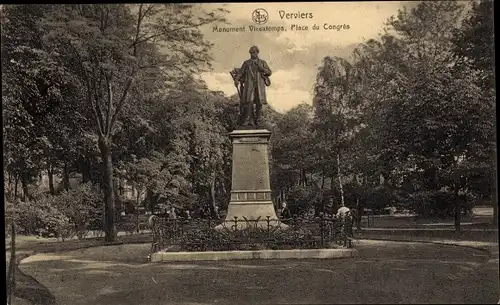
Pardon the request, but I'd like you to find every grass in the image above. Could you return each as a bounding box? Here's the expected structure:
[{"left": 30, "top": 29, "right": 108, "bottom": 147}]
[
  {"left": 359, "top": 213, "right": 495, "bottom": 229},
  {"left": 17, "top": 240, "right": 498, "bottom": 305},
  {"left": 6, "top": 233, "right": 153, "bottom": 305},
  {"left": 6, "top": 209, "right": 497, "bottom": 305},
  {"left": 6, "top": 233, "right": 152, "bottom": 254}
]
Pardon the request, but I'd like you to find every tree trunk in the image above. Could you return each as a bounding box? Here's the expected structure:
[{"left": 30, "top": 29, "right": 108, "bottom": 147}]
[
  {"left": 81, "top": 157, "right": 91, "bottom": 183},
  {"left": 14, "top": 175, "right": 19, "bottom": 199},
  {"left": 62, "top": 161, "right": 70, "bottom": 191},
  {"left": 135, "top": 191, "right": 141, "bottom": 233},
  {"left": 356, "top": 197, "right": 361, "bottom": 230},
  {"left": 99, "top": 137, "right": 117, "bottom": 242},
  {"left": 454, "top": 181, "right": 461, "bottom": 232},
  {"left": 337, "top": 152, "right": 345, "bottom": 208},
  {"left": 48, "top": 165, "right": 55, "bottom": 195},
  {"left": 321, "top": 170, "right": 325, "bottom": 190},
  {"left": 330, "top": 171, "right": 335, "bottom": 212},
  {"left": 21, "top": 172, "right": 29, "bottom": 201},
  {"left": 146, "top": 189, "right": 154, "bottom": 213},
  {"left": 8, "top": 173, "right": 12, "bottom": 194},
  {"left": 493, "top": 195, "right": 498, "bottom": 227},
  {"left": 492, "top": 167, "right": 498, "bottom": 227},
  {"left": 210, "top": 171, "right": 218, "bottom": 218},
  {"left": 82, "top": 166, "right": 90, "bottom": 183}
]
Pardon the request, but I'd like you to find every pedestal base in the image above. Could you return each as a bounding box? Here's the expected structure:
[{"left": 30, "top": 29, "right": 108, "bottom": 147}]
[
  {"left": 215, "top": 200, "right": 287, "bottom": 231},
  {"left": 216, "top": 129, "right": 287, "bottom": 231},
  {"left": 226, "top": 201, "right": 277, "bottom": 220}
]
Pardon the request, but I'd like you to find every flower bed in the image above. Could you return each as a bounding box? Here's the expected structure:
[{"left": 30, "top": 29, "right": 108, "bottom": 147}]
[{"left": 151, "top": 216, "right": 354, "bottom": 254}]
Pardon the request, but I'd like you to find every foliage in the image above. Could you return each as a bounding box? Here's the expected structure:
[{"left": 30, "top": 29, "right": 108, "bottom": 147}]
[
  {"left": 2, "top": 1, "right": 495, "bottom": 235},
  {"left": 272, "top": 104, "right": 316, "bottom": 190},
  {"left": 25, "top": 4, "right": 226, "bottom": 241},
  {"left": 5, "top": 183, "right": 103, "bottom": 240},
  {"left": 268, "top": 1, "right": 494, "bottom": 225},
  {"left": 312, "top": 56, "right": 362, "bottom": 208},
  {"left": 7, "top": 194, "right": 73, "bottom": 240},
  {"left": 404, "top": 190, "right": 475, "bottom": 218},
  {"left": 453, "top": 0, "right": 495, "bottom": 90},
  {"left": 285, "top": 185, "right": 322, "bottom": 217},
  {"left": 155, "top": 216, "right": 354, "bottom": 252},
  {"left": 54, "top": 182, "right": 103, "bottom": 239},
  {"left": 342, "top": 1, "right": 494, "bottom": 222},
  {"left": 117, "top": 151, "right": 194, "bottom": 211}
]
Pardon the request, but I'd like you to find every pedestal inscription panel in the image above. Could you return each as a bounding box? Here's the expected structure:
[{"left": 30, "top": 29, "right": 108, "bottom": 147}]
[{"left": 218, "top": 129, "right": 280, "bottom": 228}]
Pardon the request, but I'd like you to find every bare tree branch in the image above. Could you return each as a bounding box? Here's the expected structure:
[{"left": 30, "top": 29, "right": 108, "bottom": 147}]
[
  {"left": 68, "top": 43, "right": 105, "bottom": 137},
  {"left": 90, "top": 63, "right": 106, "bottom": 133},
  {"left": 133, "top": 4, "right": 144, "bottom": 57},
  {"left": 129, "top": 18, "right": 216, "bottom": 49},
  {"left": 109, "top": 72, "right": 135, "bottom": 131}
]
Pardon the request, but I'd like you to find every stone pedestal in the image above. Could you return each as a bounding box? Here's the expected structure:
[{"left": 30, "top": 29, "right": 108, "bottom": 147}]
[{"left": 216, "top": 129, "right": 284, "bottom": 231}]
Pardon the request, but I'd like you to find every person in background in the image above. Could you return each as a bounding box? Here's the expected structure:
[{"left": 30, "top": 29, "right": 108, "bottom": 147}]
[
  {"left": 336, "top": 205, "right": 353, "bottom": 240},
  {"left": 336, "top": 205, "right": 351, "bottom": 218},
  {"left": 168, "top": 206, "right": 177, "bottom": 219},
  {"left": 281, "top": 200, "right": 291, "bottom": 218},
  {"left": 147, "top": 214, "right": 158, "bottom": 229}
]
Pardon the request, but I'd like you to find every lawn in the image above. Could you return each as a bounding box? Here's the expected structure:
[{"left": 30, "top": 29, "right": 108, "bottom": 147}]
[
  {"left": 17, "top": 240, "right": 498, "bottom": 305},
  {"left": 359, "top": 206, "right": 495, "bottom": 229},
  {"left": 6, "top": 207, "right": 498, "bottom": 304}
]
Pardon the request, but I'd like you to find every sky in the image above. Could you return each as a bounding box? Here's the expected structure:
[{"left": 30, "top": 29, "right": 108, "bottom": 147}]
[{"left": 197, "top": 2, "right": 418, "bottom": 113}]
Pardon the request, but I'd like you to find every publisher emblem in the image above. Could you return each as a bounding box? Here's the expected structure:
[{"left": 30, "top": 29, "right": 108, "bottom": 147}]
[{"left": 252, "top": 8, "right": 269, "bottom": 25}]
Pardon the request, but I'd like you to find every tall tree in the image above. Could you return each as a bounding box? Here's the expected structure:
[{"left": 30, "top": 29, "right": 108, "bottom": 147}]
[
  {"left": 453, "top": 0, "right": 496, "bottom": 226},
  {"left": 351, "top": 1, "right": 494, "bottom": 230},
  {"left": 312, "top": 56, "right": 360, "bottom": 211},
  {"left": 40, "top": 4, "right": 225, "bottom": 241},
  {"left": 2, "top": 5, "right": 77, "bottom": 199},
  {"left": 272, "top": 104, "right": 315, "bottom": 193}
]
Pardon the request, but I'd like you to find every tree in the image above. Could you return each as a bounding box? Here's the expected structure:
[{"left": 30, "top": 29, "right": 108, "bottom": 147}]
[
  {"left": 453, "top": 0, "right": 495, "bottom": 89},
  {"left": 349, "top": 1, "right": 494, "bottom": 230},
  {"left": 312, "top": 56, "right": 361, "bottom": 212},
  {"left": 271, "top": 104, "right": 316, "bottom": 207},
  {"left": 2, "top": 5, "right": 104, "bottom": 202},
  {"left": 452, "top": 0, "right": 496, "bottom": 226},
  {"left": 2, "top": 5, "right": 62, "bottom": 199},
  {"left": 117, "top": 151, "right": 193, "bottom": 212},
  {"left": 39, "top": 4, "right": 225, "bottom": 241}
]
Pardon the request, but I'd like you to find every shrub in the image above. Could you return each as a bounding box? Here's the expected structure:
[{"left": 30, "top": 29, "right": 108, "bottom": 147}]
[
  {"left": 286, "top": 185, "right": 320, "bottom": 217},
  {"left": 365, "top": 186, "right": 393, "bottom": 214},
  {"left": 405, "top": 189, "right": 475, "bottom": 218},
  {"left": 6, "top": 182, "right": 103, "bottom": 240},
  {"left": 7, "top": 194, "right": 74, "bottom": 240},
  {"left": 54, "top": 182, "right": 103, "bottom": 239}
]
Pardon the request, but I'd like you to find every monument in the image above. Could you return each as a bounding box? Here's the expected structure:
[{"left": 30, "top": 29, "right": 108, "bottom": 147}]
[{"left": 217, "top": 46, "right": 282, "bottom": 230}]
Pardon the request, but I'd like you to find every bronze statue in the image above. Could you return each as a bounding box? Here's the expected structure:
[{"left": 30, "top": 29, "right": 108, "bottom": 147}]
[{"left": 230, "top": 46, "right": 272, "bottom": 128}]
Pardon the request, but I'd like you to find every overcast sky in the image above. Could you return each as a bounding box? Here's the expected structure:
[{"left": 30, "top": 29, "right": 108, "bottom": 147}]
[{"left": 197, "top": 2, "right": 419, "bottom": 113}]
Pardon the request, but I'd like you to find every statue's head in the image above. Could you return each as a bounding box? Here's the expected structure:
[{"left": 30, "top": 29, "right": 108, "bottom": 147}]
[{"left": 249, "top": 45, "right": 259, "bottom": 59}]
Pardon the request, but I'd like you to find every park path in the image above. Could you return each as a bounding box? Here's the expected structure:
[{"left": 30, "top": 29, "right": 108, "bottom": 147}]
[
  {"left": 17, "top": 239, "right": 499, "bottom": 305},
  {"left": 6, "top": 234, "right": 152, "bottom": 305}
]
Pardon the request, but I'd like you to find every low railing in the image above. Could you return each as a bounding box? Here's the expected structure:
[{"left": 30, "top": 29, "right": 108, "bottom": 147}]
[{"left": 150, "top": 215, "right": 354, "bottom": 257}]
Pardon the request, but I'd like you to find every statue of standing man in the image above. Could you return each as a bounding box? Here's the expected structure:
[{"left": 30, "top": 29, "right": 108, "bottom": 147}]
[{"left": 230, "top": 46, "right": 272, "bottom": 128}]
